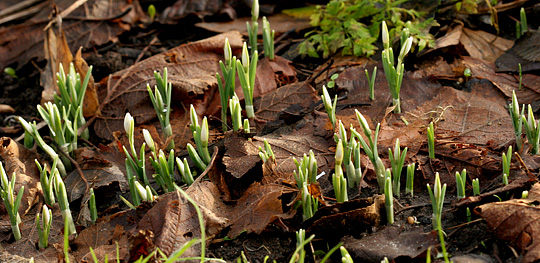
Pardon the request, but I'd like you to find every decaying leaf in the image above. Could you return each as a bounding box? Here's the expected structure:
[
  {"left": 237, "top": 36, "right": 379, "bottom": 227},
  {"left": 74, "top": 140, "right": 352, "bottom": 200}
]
[
  {"left": 477, "top": 183, "right": 540, "bottom": 262},
  {"left": 301, "top": 195, "right": 385, "bottom": 239},
  {"left": 433, "top": 24, "right": 514, "bottom": 62},
  {"left": 342, "top": 226, "right": 437, "bottom": 261},
  {"left": 195, "top": 13, "right": 311, "bottom": 35},
  {"left": 0, "top": 0, "right": 144, "bottom": 70}
]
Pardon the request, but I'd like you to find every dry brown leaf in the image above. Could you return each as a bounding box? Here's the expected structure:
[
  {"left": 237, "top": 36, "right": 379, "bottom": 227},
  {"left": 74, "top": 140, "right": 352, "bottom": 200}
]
[
  {"left": 342, "top": 226, "right": 437, "bottom": 261},
  {"left": 0, "top": 0, "right": 143, "bottom": 70},
  {"left": 41, "top": 26, "right": 73, "bottom": 104},
  {"left": 477, "top": 183, "right": 540, "bottom": 262},
  {"left": 434, "top": 24, "right": 514, "bottom": 62},
  {"left": 227, "top": 183, "right": 296, "bottom": 238},
  {"left": 195, "top": 13, "right": 311, "bottom": 35},
  {"left": 253, "top": 81, "right": 318, "bottom": 124},
  {"left": 94, "top": 31, "right": 244, "bottom": 140}
]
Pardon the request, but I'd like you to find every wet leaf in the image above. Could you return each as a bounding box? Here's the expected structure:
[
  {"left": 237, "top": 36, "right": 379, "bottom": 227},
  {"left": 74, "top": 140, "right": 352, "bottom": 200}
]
[
  {"left": 477, "top": 183, "right": 540, "bottom": 262},
  {"left": 94, "top": 31, "right": 244, "bottom": 140},
  {"left": 342, "top": 226, "right": 437, "bottom": 261}
]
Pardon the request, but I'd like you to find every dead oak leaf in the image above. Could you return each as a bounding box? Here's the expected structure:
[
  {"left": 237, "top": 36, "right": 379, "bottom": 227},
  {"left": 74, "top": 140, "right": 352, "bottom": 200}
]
[{"left": 477, "top": 183, "right": 540, "bottom": 262}]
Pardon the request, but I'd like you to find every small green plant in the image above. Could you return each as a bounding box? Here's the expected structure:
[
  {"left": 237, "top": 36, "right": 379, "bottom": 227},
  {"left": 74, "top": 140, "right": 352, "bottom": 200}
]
[
  {"left": 144, "top": 129, "right": 177, "bottom": 193},
  {"left": 189, "top": 105, "right": 211, "bottom": 165},
  {"left": 502, "top": 146, "right": 512, "bottom": 180},
  {"left": 175, "top": 157, "right": 195, "bottom": 185},
  {"left": 389, "top": 139, "right": 407, "bottom": 197},
  {"left": 64, "top": 216, "right": 71, "bottom": 263},
  {"left": 135, "top": 181, "right": 156, "bottom": 203},
  {"left": 384, "top": 169, "right": 394, "bottom": 224},
  {"left": 237, "top": 43, "right": 258, "bottom": 119},
  {"left": 322, "top": 85, "right": 337, "bottom": 129},
  {"left": 4, "top": 67, "right": 18, "bottom": 79},
  {"left": 294, "top": 150, "right": 318, "bottom": 189},
  {"left": 466, "top": 207, "right": 472, "bottom": 222},
  {"left": 36, "top": 158, "right": 57, "bottom": 206},
  {"left": 427, "top": 121, "right": 435, "bottom": 159},
  {"left": 37, "top": 102, "right": 77, "bottom": 169},
  {"left": 36, "top": 205, "right": 52, "bottom": 249},
  {"left": 229, "top": 95, "right": 243, "bottom": 132},
  {"left": 333, "top": 140, "right": 348, "bottom": 203},
  {"left": 258, "top": 139, "right": 275, "bottom": 163},
  {"left": 426, "top": 172, "right": 449, "bottom": 262},
  {"left": 327, "top": 73, "right": 339, "bottom": 89},
  {"left": 54, "top": 172, "right": 76, "bottom": 236},
  {"left": 335, "top": 121, "right": 361, "bottom": 188},
  {"left": 455, "top": 169, "right": 467, "bottom": 200},
  {"left": 301, "top": 182, "right": 319, "bottom": 221},
  {"left": 262, "top": 16, "right": 275, "bottom": 59},
  {"left": 243, "top": 119, "right": 250, "bottom": 133},
  {"left": 472, "top": 178, "right": 480, "bottom": 196},
  {"left": 365, "top": 67, "right": 377, "bottom": 100},
  {"left": 90, "top": 188, "right": 97, "bottom": 224},
  {"left": 54, "top": 63, "right": 92, "bottom": 140},
  {"left": 147, "top": 4, "right": 156, "bottom": 21},
  {"left": 289, "top": 229, "right": 315, "bottom": 263},
  {"left": 247, "top": 0, "right": 259, "bottom": 55},
  {"left": 298, "top": 0, "right": 436, "bottom": 58},
  {"left": 381, "top": 21, "right": 413, "bottom": 114},
  {"left": 522, "top": 104, "right": 540, "bottom": 155},
  {"left": 123, "top": 113, "right": 151, "bottom": 187},
  {"left": 406, "top": 163, "right": 415, "bottom": 196},
  {"left": 509, "top": 90, "right": 524, "bottom": 150},
  {"left": 522, "top": 190, "right": 529, "bottom": 199},
  {"left": 516, "top": 7, "right": 527, "bottom": 39},
  {"left": 217, "top": 38, "right": 237, "bottom": 131},
  {"left": 350, "top": 110, "right": 384, "bottom": 192},
  {"left": 19, "top": 117, "right": 67, "bottom": 176},
  {"left": 147, "top": 68, "right": 175, "bottom": 150},
  {"left": 0, "top": 162, "right": 24, "bottom": 241}
]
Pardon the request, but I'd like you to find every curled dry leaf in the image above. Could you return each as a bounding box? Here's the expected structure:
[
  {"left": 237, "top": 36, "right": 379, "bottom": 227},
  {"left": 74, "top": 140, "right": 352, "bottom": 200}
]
[{"left": 477, "top": 183, "right": 540, "bottom": 262}]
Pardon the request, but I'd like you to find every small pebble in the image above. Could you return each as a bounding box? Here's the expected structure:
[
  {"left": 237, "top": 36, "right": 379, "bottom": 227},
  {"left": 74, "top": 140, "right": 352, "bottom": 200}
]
[{"left": 407, "top": 216, "right": 416, "bottom": 225}]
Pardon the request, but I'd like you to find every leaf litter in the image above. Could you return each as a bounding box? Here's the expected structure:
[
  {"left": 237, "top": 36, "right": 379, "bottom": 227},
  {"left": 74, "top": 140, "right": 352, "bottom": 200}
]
[{"left": 1, "top": 2, "right": 540, "bottom": 262}]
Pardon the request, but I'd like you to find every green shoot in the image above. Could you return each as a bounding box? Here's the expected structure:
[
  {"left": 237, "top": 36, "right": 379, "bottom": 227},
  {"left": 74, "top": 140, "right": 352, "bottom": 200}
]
[
  {"left": 217, "top": 38, "right": 237, "bottom": 131},
  {"left": 289, "top": 229, "right": 315, "bottom": 263},
  {"left": 187, "top": 143, "right": 207, "bottom": 171},
  {"left": 123, "top": 113, "right": 151, "bottom": 187},
  {"left": 455, "top": 169, "right": 467, "bottom": 200},
  {"left": 381, "top": 21, "right": 413, "bottom": 113},
  {"left": 520, "top": 7, "right": 527, "bottom": 35},
  {"left": 406, "top": 163, "right": 415, "bottom": 196},
  {"left": 90, "top": 188, "right": 97, "bottom": 224},
  {"left": 4, "top": 67, "right": 18, "bottom": 79},
  {"left": 176, "top": 157, "right": 195, "bottom": 185},
  {"left": 427, "top": 121, "right": 435, "bottom": 159},
  {"left": 189, "top": 105, "right": 211, "bottom": 164},
  {"left": 509, "top": 90, "right": 524, "bottom": 150},
  {"left": 125, "top": 159, "right": 141, "bottom": 207},
  {"left": 37, "top": 102, "right": 77, "bottom": 169},
  {"left": 35, "top": 158, "right": 57, "bottom": 206},
  {"left": 466, "top": 207, "right": 472, "bottom": 222},
  {"left": 147, "top": 68, "right": 175, "bottom": 150},
  {"left": 36, "top": 205, "right": 52, "bottom": 249},
  {"left": 55, "top": 173, "right": 76, "bottom": 236},
  {"left": 0, "top": 162, "right": 23, "bottom": 241},
  {"left": 426, "top": 172, "right": 449, "bottom": 262},
  {"left": 327, "top": 73, "right": 339, "bottom": 89},
  {"left": 472, "top": 178, "right": 480, "bottom": 196},
  {"left": 229, "top": 95, "right": 243, "bottom": 132},
  {"left": 365, "top": 67, "right": 377, "bottom": 100},
  {"left": 236, "top": 43, "right": 258, "bottom": 118},
  {"left": 322, "top": 85, "right": 337, "bottom": 129},
  {"left": 64, "top": 216, "right": 70, "bottom": 263},
  {"left": 522, "top": 190, "right": 528, "bottom": 199},
  {"left": 301, "top": 182, "right": 319, "bottom": 221},
  {"left": 243, "top": 119, "right": 250, "bottom": 133},
  {"left": 522, "top": 104, "right": 540, "bottom": 154},
  {"left": 333, "top": 140, "right": 348, "bottom": 203},
  {"left": 262, "top": 16, "right": 275, "bottom": 59},
  {"left": 147, "top": 4, "right": 156, "bottom": 21},
  {"left": 384, "top": 170, "right": 394, "bottom": 224},
  {"left": 389, "top": 139, "right": 407, "bottom": 197},
  {"left": 502, "top": 146, "right": 512, "bottom": 181},
  {"left": 293, "top": 150, "right": 318, "bottom": 189},
  {"left": 54, "top": 62, "right": 91, "bottom": 140},
  {"left": 340, "top": 246, "right": 354, "bottom": 263},
  {"left": 247, "top": 0, "right": 259, "bottom": 55},
  {"left": 259, "top": 139, "right": 275, "bottom": 164}
]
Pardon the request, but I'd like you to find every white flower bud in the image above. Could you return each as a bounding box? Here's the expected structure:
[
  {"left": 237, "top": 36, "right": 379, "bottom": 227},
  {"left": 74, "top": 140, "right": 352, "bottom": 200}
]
[
  {"left": 382, "top": 21, "right": 389, "bottom": 49},
  {"left": 124, "top": 113, "right": 133, "bottom": 134},
  {"left": 142, "top": 129, "right": 155, "bottom": 153}
]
